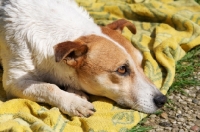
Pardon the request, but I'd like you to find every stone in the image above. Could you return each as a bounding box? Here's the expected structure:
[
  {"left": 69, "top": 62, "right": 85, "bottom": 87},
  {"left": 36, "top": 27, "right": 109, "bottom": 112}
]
[
  {"left": 153, "top": 125, "right": 160, "bottom": 129},
  {"left": 195, "top": 120, "right": 200, "bottom": 126},
  {"left": 149, "top": 114, "right": 157, "bottom": 118},
  {"left": 192, "top": 99, "right": 198, "bottom": 104},
  {"left": 168, "top": 111, "right": 174, "bottom": 116},
  {"left": 196, "top": 114, "right": 200, "bottom": 120},
  {"left": 180, "top": 101, "right": 187, "bottom": 105},
  {"left": 177, "top": 114, "right": 182, "bottom": 118},
  {"left": 172, "top": 127, "right": 179, "bottom": 132},
  {"left": 186, "top": 125, "right": 191, "bottom": 129},
  {"left": 197, "top": 94, "right": 200, "bottom": 99},
  {"left": 177, "top": 94, "right": 181, "bottom": 97},
  {"left": 188, "top": 122, "right": 195, "bottom": 126},
  {"left": 164, "top": 127, "right": 172, "bottom": 131},
  {"left": 160, "top": 112, "right": 168, "bottom": 119},
  {"left": 177, "top": 121, "right": 182, "bottom": 125},
  {"left": 186, "top": 98, "right": 192, "bottom": 102},
  {"left": 190, "top": 125, "right": 199, "bottom": 131},
  {"left": 187, "top": 110, "right": 193, "bottom": 115},
  {"left": 196, "top": 86, "right": 200, "bottom": 90},
  {"left": 178, "top": 129, "right": 184, "bottom": 132},
  {"left": 177, "top": 110, "right": 182, "bottom": 114},
  {"left": 177, "top": 118, "right": 185, "bottom": 122},
  {"left": 159, "top": 122, "right": 172, "bottom": 127},
  {"left": 189, "top": 93, "right": 196, "bottom": 98},
  {"left": 149, "top": 130, "right": 154, "bottom": 132},
  {"left": 183, "top": 89, "right": 190, "bottom": 94},
  {"left": 181, "top": 96, "right": 186, "bottom": 100},
  {"left": 189, "top": 86, "right": 195, "bottom": 90},
  {"left": 155, "top": 128, "right": 164, "bottom": 131},
  {"left": 171, "top": 120, "right": 176, "bottom": 124},
  {"left": 196, "top": 90, "right": 200, "bottom": 95},
  {"left": 178, "top": 98, "right": 183, "bottom": 102},
  {"left": 143, "top": 120, "right": 150, "bottom": 125},
  {"left": 150, "top": 118, "right": 155, "bottom": 123}
]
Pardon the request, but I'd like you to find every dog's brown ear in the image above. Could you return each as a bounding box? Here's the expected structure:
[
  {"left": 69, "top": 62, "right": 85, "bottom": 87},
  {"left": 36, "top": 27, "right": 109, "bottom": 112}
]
[
  {"left": 107, "top": 19, "right": 136, "bottom": 34},
  {"left": 54, "top": 41, "right": 88, "bottom": 67}
]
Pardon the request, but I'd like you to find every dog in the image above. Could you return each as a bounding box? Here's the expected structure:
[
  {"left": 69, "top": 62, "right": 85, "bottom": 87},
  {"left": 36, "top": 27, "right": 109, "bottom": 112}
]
[{"left": 0, "top": 0, "right": 167, "bottom": 117}]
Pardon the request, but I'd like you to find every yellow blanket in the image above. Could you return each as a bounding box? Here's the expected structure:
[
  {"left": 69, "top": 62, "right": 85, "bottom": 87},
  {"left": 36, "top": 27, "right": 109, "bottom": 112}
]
[{"left": 0, "top": 0, "right": 200, "bottom": 131}]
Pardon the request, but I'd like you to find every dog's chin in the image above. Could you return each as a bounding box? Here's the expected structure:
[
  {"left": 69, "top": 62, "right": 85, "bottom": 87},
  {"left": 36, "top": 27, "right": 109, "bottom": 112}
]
[
  {"left": 132, "top": 105, "right": 159, "bottom": 114},
  {"left": 115, "top": 100, "right": 159, "bottom": 114}
]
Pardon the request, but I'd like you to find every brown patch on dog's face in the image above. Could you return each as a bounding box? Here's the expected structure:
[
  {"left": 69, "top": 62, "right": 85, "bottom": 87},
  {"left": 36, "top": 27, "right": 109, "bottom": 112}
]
[{"left": 108, "top": 74, "right": 120, "bottom": 84}]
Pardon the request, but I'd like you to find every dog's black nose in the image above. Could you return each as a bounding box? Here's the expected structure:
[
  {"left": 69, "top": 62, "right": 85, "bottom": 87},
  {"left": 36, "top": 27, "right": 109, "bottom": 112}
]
[{"left": 153, "top": 94, "right": 167, "bottom": 108}]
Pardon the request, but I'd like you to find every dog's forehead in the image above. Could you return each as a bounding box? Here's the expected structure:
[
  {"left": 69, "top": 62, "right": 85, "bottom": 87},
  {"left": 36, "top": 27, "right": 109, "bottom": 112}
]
[
  {"left": 101, "top": 27, "right": 136, "bottom": 56},
  {"left": 87, "top": 35, "right": 129, "bottom": 67},
  {"left": 76, "top": 34, "right": 128, "bottom": 59},
  {"left": 101, "top": 27, "right": 143, "bottom": 66}
]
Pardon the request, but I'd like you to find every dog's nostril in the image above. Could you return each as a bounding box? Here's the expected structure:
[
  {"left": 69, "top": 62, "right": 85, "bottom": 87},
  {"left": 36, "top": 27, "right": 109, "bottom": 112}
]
[{"left": 153, "top": 95, "right": 167, "bottom": 108}]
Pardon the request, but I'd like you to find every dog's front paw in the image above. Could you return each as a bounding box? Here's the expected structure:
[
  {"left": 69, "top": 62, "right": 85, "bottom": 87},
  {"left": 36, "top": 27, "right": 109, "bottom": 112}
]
[{"left": 58, "top": 94, "right": 96, "bottom": 117}]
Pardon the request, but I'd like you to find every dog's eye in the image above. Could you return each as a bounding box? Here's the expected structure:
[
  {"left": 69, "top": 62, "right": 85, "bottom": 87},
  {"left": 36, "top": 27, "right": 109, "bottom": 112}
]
[
  {"left": 117, "top": 66, "right": 126, "bottom": 74},
  {"left": 116, "top": 65, "right": 128, "bottom": 75}
]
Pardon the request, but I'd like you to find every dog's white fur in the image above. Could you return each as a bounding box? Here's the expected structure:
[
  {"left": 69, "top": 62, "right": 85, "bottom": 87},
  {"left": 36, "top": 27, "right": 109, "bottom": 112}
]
[{"left": 0, "top": 0, "right": 166, "bottom": 117}]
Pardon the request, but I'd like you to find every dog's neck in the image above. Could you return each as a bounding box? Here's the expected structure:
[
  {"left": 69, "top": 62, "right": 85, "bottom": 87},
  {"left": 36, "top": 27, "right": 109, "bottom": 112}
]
[{"left": 23, "top": 0, "right": 101, "bottom": 58}]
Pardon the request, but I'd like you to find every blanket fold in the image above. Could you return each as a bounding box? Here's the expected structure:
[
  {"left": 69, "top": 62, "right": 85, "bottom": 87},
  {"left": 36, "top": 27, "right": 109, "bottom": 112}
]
[{"left": 0, "top": 0, "right": 200, "bottom": 131}]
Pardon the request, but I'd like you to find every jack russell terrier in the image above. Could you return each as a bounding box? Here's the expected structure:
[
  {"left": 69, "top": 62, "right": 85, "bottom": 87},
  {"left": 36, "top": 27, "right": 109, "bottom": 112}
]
[{"left": 0, "top": 0, "right": 167, "bottom": 117}]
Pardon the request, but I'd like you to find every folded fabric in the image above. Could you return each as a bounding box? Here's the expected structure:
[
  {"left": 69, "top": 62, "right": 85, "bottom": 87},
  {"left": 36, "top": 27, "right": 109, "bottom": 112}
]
[{"left": 0, "top": 0, "right": 200, "bottom": 131}]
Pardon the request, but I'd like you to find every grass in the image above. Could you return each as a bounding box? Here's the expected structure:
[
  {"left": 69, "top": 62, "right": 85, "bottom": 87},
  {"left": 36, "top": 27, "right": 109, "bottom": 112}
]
[
  {"left": 128, "top": 118, "right": 152, "bottom": 132},
  {"left": 129, "top": 125, "right": 152, "bottom": 132},
  {"left": 168, "top": 45, "right": 200, "bottom": 94},
  {"left": 196, "top": 0, "right": 200, "bottom": 4}
]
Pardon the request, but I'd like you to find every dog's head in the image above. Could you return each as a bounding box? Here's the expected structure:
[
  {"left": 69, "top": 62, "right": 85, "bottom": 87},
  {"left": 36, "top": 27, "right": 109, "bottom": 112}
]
[{"left": 54, "top": 19, "right": 167, "bottom": 113}]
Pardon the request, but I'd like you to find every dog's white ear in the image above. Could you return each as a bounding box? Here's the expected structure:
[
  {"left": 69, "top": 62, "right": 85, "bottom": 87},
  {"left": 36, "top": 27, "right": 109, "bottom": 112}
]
[
  {"left": 54, "top": 41, "right": 88, "bottom": 67},
  {"left": 107, "top": 19, "right": 136, "bottom": 34}
]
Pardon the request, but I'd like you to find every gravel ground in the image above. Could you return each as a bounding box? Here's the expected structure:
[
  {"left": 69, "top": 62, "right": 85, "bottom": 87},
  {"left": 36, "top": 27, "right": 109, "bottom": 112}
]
[{"left": 141, "top": 82, "right": 200, "bottom": 131}]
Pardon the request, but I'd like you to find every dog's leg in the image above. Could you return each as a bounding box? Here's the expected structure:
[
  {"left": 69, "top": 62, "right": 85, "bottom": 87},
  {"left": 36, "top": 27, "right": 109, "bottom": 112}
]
[
  {"left": 65, "top": 87, "right": 89, "bottom": 100},
  {"left": 6, "top": 80, "right": 95, "bottom": 117}
]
